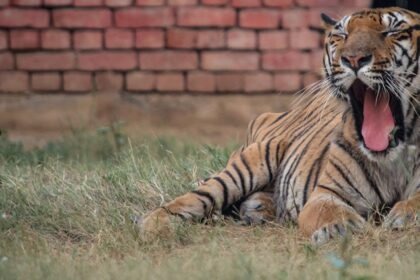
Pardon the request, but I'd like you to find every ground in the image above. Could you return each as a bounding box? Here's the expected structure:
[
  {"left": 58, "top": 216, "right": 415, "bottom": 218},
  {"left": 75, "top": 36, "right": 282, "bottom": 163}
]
[{"left": 0, "top": 131, "right": 418, "bottom": 280}]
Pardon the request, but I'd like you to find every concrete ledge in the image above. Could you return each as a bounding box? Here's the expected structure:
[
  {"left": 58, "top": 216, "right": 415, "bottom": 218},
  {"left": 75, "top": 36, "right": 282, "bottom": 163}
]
[{"left": 0, "top": 92, "right": 294, "bottom": 147}]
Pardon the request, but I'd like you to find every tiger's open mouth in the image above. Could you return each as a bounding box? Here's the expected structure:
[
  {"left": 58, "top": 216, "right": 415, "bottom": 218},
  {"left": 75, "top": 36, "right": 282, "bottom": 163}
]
[{"left": 348, "top": 79, "right": 405, "bottom": 153}]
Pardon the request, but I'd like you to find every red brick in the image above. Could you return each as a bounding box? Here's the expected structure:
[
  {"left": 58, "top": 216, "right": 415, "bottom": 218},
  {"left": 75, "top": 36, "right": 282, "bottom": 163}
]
[
  {"left": 168, "top": 0, "right": 197, "bottom": 4},
  {"left": 302, "top": 73, "right": 321, "bottom": 87},
  {"left": 105, "top": 0, "right": 131, "bottom": 6},
  {"left": 354, "top": 0, "right": 371, "bottom": 7},
  {"left": 74, "top": 0, "right": 102, "bottom": 6},
  {"left": 202, "top": 51, "right": 259, "bottom": 71},
  {"left": 227, "top": 29, "right": 256, "bottom": 49},
  {"left": 196, "top": 30, "right": 225, "bottom": 49},
  {"left": 239, "top": 9, "right": 281, "bottom": 29},
  {"left": 216, "top": 73, "right": 243, "bottom": 92},
  {"left": 296, "top": 0, "right": 340, "bottom": 7},
  {"left": 274, "top": 73, "right": 301, "bottom": 92},
  {"left": 259, "top": 31, "right": 288, "bottom": 50},
  {"left": 53, "top": 9, "right": 111, "bottom": 28},
  {"left": 10, "top": 30, "right": 39, "bottom": 49},
  {"left": 187, "top": 72, "right": 215, "bottom": 92},
  {"left": 95, "top": 72, "right": 123, "bottom": 91},
  {"left": 202, "top": 0, "right": 228, "bottom": 5},
  {"left": 17, "top": 52, "right": 76, "bottom": 70},
  {"left": 290, "top": 29, "right": 321, "bottom": 49},
  {"left": 244, "top": 72, "right": 273, "bottom": 92},
  {"left": 157, "top": 73, "right": 184, "bottom": 92},
  {"left": 105, "top": 29, "right": 134, "bottom": 49},
  {"left": 0, "top": 71, "right": 28, "bottom": 93},
  {"left": 262, "top": 51, "right": 310, "bottom": 71},
  {"left": 115, "top": 8, "right": 174, "bottom": 27},
  {"left": 0, "top": 52, "right": 14, "bottom": 70},
  {"left": 263, "top": 0, "right": 293, "bottom": 7},
  {"left": 178, "top": 7, "right": 236, "bottom": 27},
  {"left": 140, "top": 51, "right": 197, "bottom": 70},
  {"left": 136, "top": 29, "right": 164, "bottom": 48},
  {"left": 44, "top": 0, "right": 72, "bottom": 5},
  {"left": 0, "top": 9, "right": 48, "bottom": 28},
  {"left": 126, "top": 72, "right": 156, "bottom": 91},
  {"left": 64, "top": 72, "right": 93, "bottom": 92},
  {"left": 167, "top": 28, "right": 196, "bottom": 49},
  {"left": 41, "top": 30, "right": 70, "bottom": 49},
  {"left": 11, "top": 0, "right": 42, "bottom": 6},
  {"left": 74, "top": 31, "right": 102, "bottom": 50},
  {"left": 31, "top": 73, "right": 61, "bottom": 91},
  {"left": 283, "top": 9, "right": 309, "bottom": 29},
  {"left": 78, "top": 51, "right": 137, "bottom": 70},
  {"left": 0, "top": 31, "right": 7, "bottom": 49},
  {"left": 136, "top": 0, "right": 164, "bottom": 5},
  {"left": 232, "top": 0, "right": 261, "bottom": 7},
  {"left": 341, "top": 0, "right": 370, "bottom": 6},
  {"left": 310, "top": 49, "right": 324, "bottom": 74}
]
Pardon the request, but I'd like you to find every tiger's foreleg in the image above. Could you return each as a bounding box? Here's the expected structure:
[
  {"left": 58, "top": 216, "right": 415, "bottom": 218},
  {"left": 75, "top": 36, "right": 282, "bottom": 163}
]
[
  {"left": 298, "top": 147, "right": 368, "bottom": 244},
  {"left": 139, "top": 139, "right": 284, "bottom": 238},
  {"left": 298, "top": 188, "right": 366, "bottom": 244}
]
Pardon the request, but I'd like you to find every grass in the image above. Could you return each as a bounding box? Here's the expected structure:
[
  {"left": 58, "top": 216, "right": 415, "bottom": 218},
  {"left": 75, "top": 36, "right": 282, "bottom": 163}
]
[{"left": 0, "top": 126, "right": 418, "bottom": 280}]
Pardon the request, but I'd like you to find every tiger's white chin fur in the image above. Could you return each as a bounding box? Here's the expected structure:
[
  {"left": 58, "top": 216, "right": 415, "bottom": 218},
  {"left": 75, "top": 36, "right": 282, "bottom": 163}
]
[{"left": 359, "top": 142, "right": 405, "bottom": 163}]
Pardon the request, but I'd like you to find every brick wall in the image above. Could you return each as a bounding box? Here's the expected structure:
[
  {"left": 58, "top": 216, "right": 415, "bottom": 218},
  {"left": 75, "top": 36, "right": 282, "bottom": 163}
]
[{"left": 0, "top": 0, "right": 371, "bottom": 94}]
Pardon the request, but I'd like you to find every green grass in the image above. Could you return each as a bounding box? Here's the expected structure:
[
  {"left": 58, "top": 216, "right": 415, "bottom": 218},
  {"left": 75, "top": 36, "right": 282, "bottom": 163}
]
[{"left": 0, "top": 127, "right": 418, "bottom": 280}]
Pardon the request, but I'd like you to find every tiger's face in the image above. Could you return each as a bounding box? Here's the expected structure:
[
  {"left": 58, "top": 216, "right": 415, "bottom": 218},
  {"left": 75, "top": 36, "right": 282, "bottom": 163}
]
[{"left": 322, "top": 8, "right": 420, "bottom": 159}]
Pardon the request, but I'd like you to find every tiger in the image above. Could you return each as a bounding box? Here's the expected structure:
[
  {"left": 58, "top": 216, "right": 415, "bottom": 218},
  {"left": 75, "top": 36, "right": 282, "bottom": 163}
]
[{"left": 138, "top": 7, "right": 420, "bottom": 244}]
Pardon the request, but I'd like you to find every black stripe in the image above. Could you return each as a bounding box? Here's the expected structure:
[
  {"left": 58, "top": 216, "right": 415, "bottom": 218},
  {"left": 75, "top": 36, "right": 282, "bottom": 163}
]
[
  {"left": 265, "top": 138, "right": 274, "bottom": 182},
  {"left": 290, "top": 176, "right": 301, "bottom": 216},
  {"left": 302, "top": 143, "right": 330, "bottom": 206},
  {"left": 268, "top": 112, "right": 289, "bottom": 126},
  {"left": 330, "top": 157, "right": 368, "bottom": 202},
  {"left": 196, "top": 197, "right": 208, "bottom": 213},
  {"left": 248, "top": 118, "right": 257, "bottom": 142},
  {"left": 191, "top": 190, "right": 216, "bottom": 209},
  {"left": 275, "top": 140, "right": 283, "bottom": 166},
  {"left": 240, "top": 153, "right": 253, "bottom": 192},
  {"left": 213, "top": 176, "right": 230, "bottom": 210},
  {"left": 253, "top": 115, "right": 271, "bottom": 140},
  {"left": 336, "top": 141, "right": 384, "bottom": 204},
  {"left": 232, "top": 163, "right": 246, "bottom": 196},
  {"left": 224, "top": 169, "right": 238, "bottom": 188},
  {"left": 317, "top": 185, "right": 354, "bottom": 208},
  {"left": 325, "top": 171, "right": 355, "bottom": 207}
]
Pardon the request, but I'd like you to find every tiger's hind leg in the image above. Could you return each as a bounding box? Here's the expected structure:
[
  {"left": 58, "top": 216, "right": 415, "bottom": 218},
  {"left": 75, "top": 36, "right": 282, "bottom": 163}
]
[{"left": 138, "top": 139, "right": 285, "bottom": 239}]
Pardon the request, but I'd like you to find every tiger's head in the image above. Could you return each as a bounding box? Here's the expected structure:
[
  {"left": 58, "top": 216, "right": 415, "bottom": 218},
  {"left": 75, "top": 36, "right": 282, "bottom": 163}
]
[{"left": 322, "top": 8, "right": 420, "bottom": 159}]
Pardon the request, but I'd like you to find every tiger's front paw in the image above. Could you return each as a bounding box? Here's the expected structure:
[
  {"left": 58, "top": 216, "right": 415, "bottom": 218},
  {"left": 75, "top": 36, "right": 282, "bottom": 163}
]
[
  {"left": 384, "top": 200, "right": 419, "bottom": 229},
  {"left": 311, "top": 218, "right": 364, "bottom": 245},
  {"left": 135, "top": 208, "right": 173, "bottom": 240}
]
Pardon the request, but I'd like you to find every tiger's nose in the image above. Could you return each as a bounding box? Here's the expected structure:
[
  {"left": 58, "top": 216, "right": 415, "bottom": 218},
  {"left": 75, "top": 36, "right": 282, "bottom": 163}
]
[{"left": 341, "top": 54, "right": 372, "bottom": 72}]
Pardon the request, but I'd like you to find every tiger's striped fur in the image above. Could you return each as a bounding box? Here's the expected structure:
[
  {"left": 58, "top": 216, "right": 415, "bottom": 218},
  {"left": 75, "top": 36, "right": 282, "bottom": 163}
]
[{"left": 139, "top": 8, "right": 420, "bottom": 243}]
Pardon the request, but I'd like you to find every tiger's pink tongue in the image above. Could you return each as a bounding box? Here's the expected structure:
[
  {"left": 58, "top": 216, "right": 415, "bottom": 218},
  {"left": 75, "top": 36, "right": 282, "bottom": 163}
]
[{"left": 361, "top": 89, "right": 395, "bottom": 151}]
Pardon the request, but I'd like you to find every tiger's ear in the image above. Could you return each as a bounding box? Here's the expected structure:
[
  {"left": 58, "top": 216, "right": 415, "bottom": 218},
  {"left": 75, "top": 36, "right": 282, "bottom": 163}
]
[{"left": 321, "top": 13, "right": 337, "bottom": 29}]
